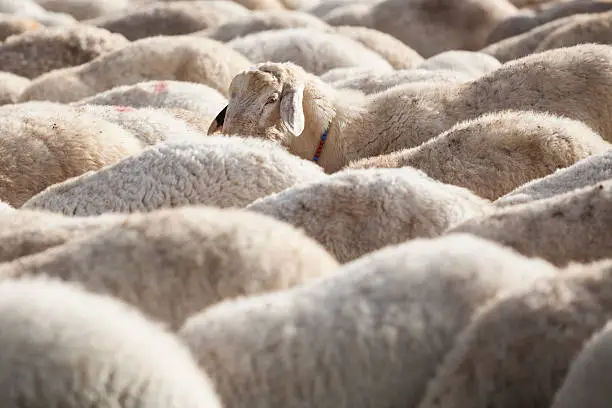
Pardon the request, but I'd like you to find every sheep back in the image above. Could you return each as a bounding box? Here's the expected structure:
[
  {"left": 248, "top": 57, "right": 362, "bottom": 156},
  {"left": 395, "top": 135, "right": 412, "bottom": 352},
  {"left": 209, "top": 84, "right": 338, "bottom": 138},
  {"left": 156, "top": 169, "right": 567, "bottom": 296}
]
[
  {"left": 247, "top": 167, "right": 492, "bottom": 262},
  {"left": 179, "top": 233, "right": 558, "bottom": 408},
  {"left": 0, "top": 276, "right": 224, "bottom": 408},
  {"left": 22, "top": 136, "right": 326, "bottom": 214}
]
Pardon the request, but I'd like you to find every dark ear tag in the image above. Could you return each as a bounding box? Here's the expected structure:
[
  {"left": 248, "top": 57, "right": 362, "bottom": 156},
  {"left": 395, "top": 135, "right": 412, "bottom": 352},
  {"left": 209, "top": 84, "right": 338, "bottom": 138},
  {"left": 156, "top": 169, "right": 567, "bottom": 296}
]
[
  {"left": 207, "top": 105, "right": 227, "bottom": 135},
  {"left": 215, "top": 105, "right": 227, "bottom": 127}
]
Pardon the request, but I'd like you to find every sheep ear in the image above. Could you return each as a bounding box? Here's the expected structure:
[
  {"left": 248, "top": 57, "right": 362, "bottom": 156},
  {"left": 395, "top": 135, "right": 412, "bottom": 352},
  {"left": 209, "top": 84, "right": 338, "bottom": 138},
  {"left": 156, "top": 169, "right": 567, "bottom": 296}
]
[
  {"left": 207, "top": 105, "right": 227, "bottom": 135},
  {"left": 280, "top": 85, "right": 305, "bottom": 137}
]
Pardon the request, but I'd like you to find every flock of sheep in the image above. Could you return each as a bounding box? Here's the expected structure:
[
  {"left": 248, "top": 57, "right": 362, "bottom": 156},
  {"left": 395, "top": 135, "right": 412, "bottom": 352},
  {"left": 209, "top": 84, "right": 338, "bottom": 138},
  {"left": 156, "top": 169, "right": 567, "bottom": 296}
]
[{"left": 3, "top": 0, "right": 612, "bottom": 406}]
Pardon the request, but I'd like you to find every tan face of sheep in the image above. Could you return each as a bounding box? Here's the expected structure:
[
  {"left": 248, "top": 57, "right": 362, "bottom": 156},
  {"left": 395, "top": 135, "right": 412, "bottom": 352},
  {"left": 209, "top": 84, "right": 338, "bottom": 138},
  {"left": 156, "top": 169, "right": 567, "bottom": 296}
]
[{"left": 210, "top": 62, "right": 306, "bottom": 145}]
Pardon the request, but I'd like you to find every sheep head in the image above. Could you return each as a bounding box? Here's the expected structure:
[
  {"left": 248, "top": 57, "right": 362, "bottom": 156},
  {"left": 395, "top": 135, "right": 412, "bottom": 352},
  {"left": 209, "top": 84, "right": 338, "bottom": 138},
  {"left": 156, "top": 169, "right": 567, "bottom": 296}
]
[{"left": 208, "top": 62, "right": 336, "bottom": 154}]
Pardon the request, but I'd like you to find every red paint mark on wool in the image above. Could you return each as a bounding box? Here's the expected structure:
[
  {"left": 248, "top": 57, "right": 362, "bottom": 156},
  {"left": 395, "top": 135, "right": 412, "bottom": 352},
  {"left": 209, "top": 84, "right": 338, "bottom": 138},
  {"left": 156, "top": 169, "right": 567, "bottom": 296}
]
[
  {"left": 153, "top": 81, "right": 169, "bottom": 93},
  {"left": 115, "top": 106, "right": 134, "bottom": 112}
]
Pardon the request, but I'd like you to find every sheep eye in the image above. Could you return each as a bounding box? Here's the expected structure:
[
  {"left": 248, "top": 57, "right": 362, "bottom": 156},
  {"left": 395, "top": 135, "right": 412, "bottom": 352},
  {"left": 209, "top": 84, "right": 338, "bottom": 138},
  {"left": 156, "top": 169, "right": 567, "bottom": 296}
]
[{"left": 266, "top": 94, "right": 279, "bottom": 105}]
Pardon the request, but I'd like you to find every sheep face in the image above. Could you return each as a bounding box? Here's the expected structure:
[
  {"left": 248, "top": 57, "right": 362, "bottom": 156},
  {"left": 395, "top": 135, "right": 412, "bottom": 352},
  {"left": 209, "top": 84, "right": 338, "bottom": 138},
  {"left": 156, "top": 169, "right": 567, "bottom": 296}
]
[{"left": 209, "top": 62, "right": 307, "bottom": 147}]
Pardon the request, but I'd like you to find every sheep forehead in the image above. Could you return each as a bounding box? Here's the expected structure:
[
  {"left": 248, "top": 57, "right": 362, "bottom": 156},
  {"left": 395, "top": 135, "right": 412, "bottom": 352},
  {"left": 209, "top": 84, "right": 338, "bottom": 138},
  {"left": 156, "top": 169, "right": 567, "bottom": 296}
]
[{"left": 232, "top": 70, "right": 280, "bottom": 99}]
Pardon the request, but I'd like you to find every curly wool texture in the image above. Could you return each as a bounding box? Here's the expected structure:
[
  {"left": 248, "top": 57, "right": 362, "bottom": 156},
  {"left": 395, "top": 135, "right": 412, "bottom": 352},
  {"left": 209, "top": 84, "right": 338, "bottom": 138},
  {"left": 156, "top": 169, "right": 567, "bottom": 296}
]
[
  {"left": 0, "top": 206, "right": 339, "bottom": 330},
  {"left": 72, "top": 80, "right": 228, "bottom": 118},
  {"left": 416, "top": 259, "right": 612, "bottom": 408},
  {"left": 163, "top": 107, "right": 216, "bottom": 135},
  {"left": 179, "top": 233, "right": 558, "bottom": 408},
  {"left": 550, "top": 318, "right": 612, "bottom": 408},
  {"left": 448, "top": 178, "right": 612, "bottom": 267},
  {"left": 324, "top": 0, "right": 517, "bottom": 57},
  {"left": 0, "top": 72, "right": 30, "bottom": 105},
  {"left": 330, "top": 68, "right": 468, "bottom": 93},
  {"left": 331, "top": 25, "right": 424, "bottom": 69},
  {"left": 325, "top": 50, "right": 498, "bottom": 91},
  {"left": 349, "top": 111, "right": 611, "bottom": 200},
  {"left": 496, "top": 150, "right": 612, "bottom": 207},
  {"left": 247, "top": 167, "right": 492, "bottom": 263},
  {"left": 319, "top": 66, "right": 392, "bottom": 84},
  {"left": 88, "top": 1, "right": 251, "bottom": 41},
  {"left": 0, "top": 277, "right": 224, "bottom": 408},
  {"left": 306, "top": 0, "right": 375, "bottom": 19},
  {"left": 416, "top": 50, "right": 501, "bottom": 79},
  {"left": 223, "top": 0, "right": 285, "bottom": 10},
  {"left": 0, "top": 13, "right": 42, "bottom": 41},
  {"left": 279, "top": 0, "right": 320, "bottom": 10},
  {"left": 228, "top": 28, "right": 392, "bottom": 75},
  {"left": 0, "top": 209, "right": 124, "bottom": 264},
  {"left": 19, "top": 35, "right": 252, "bottom": 102},
  {"left": 534, "top": 10, "right": 612, "bottom": 52},
  {"left": 22, "top": 136, "right": 326, "bottom": 215},
  {"left": 38, "top": 0, "right": 132, "bottom": 21},
  {"left": 509, "top": 0, "right": 567, "bottom": 7},
  {"left": 481, "top": 13, "right": 593, "bottom": 63},
  {"left": 0, "top": 0, "right": 76, "bottom": 26},
  {"left": 0, "top": 25, "right": 129, "bottom": 79},
  {"left": 487, "top": 0, "right": 612, "bottom": 44},
  {"left": 73, "top": 104, "right": 206, "bottom": 147},
  {"left": 0, "top": 101, "right": 142, "bottom": 207},
  {"left": 201, "top": 9, "right": 330, "bottom": 42}
]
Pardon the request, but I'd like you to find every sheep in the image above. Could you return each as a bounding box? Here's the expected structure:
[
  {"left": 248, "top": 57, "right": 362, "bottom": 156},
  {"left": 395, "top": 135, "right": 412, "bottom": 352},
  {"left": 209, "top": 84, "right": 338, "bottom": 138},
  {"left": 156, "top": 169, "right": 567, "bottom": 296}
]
[
  {"left": 212, "top": 61, "right": 436, "bottom": 173},
  {"left": 72, "top": 104, "right": 206, "bottom": 146},
  {"left": 37, "top": 0, "right": 131, "bottom": 20},
  {"left": 485, "top": 8, "right": 540, "bottom": 45},
  {"left": 0, "top": 72, "right": 30, "bottom": 105},
  {"left": 22, "top": 136, "right": 327, "bottom": 215},
  {"left": 179, "top": 233, "right": 559, "bottom": 408},
  {"left": 0, "top": 25, "right": 129, "bottom": 80},
  {"left": 163, "top": 107, "right": 216, "bottom": 134},
  {"left": 0, "top": 208, "right": 125, "bottom": 264},
  {"left": 348, "top": 111, "right": 611, "bottom": 200},
  {"left": 72, "top": 79, "right": 228, "bottom": 118},
  {"left": 0, "top": 13, "right": 41, "bottom": 41},
  {"left": 199, "top": 9, "right": 330, "bottom": 42},
  {"left": 278, "top": 0, "right": 320, "bottom": 10},
  {"left": 19, "top": 35, "right": 252, "bottom": 102},
  {"left": 0, "top": 276, "right": 224, "bottom": 408},
  {"left": 331, "top": 25, "right": 424, "bottom": 69},
  {"left": 221, "top": 0, "right": 285, "bottom": 9},
  {"left": 0, "top": 101, "right": 142, "bottom": 207},
  {"left": 549, "top": 318, "right": 612, "bottom": 408},
  {"left": 447, "top": 178, "right": 612, "bottom": 266},
  {"left": 214, "top": 45, "right": 612, "bottom": 173},
  {"left": 534, "top": 10, "right": 612, "bottom": 52},
  {"left": 415, "top": 258, "right": 612, "bottom": 408},
  {"left": 88, "top": 1, "right": 250, "bottom": 41},
  {"left": 319, "top": 66, "right": 393, "bottom": 84},
  {"left": 326, "top": 50, "right": 503, "bottom": 91},
  {"left": 0, "top": 206, "right": 340, "bottom": 329},
  {"left": 0, "top": 0, "right": 76, "bottom": 26},
  {"left": 246, "top": 167, "right": 491, "bottom": 263},
  {"left": 228, "top": 28, "right": 392, "bottom": 76},
  {"left": 487, "top": 0, "right": 612, "bottom": 44},
  {"left": 480, "top": 13, "right": 593, "bottom": 62},
  {"left": 318, "top": 2, "right": 377, "bottom": 27},
  {"left": 509, "top": 0, "right": 564, "bottom": 7},
  {"left": 416, "top": 50, "right": 502, "bottom": 79},
  {"left": 329, "top": 69, "right": 470, "bottom": 94},
  {"left": 306, "top": 0, "right": 378, "bottom": 19},
  {"left": 0, "top": 200, "right": 12, "bottom": 213},
  {"left": 323, "top": 0, "right": 518, "bottom": 58},
  {"left": 495, "top": 149, "right": 612, "bottom": 207}
]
